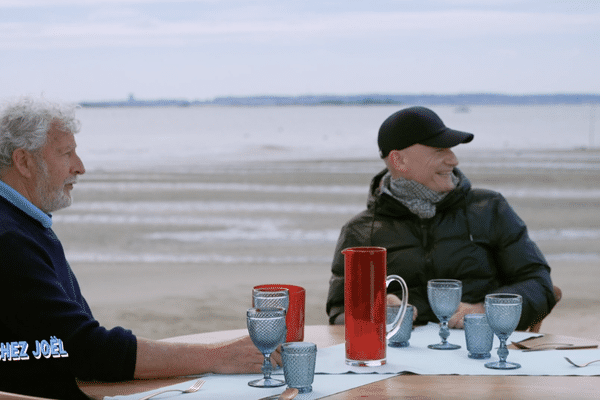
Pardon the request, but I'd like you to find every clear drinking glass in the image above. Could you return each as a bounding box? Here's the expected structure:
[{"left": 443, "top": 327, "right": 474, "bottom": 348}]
[
  {"left": 252, "top": 288, "right": 289, "bottom": 311},
  {"left": 427, "top": 279, "right": 462, "bottom": 350},
  {"left": 254, "top": 284, "right": 305, "bottom": 342},
  {"left": 252, "top": 288, "right": 289, "bottom": 368},
  {"left": 484, "top": 294, "right": 522, "bottom": 370},
  {"left": 246, "top": 307, "right": 287, "bottom": 387}
]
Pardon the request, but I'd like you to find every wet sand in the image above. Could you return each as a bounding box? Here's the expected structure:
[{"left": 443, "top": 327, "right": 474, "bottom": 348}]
[{"left": 53, "top": 149, "right": 600, "bottom": 342}]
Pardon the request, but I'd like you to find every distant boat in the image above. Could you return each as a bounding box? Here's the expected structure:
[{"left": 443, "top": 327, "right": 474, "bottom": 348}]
[{"left": 454, "top": 106, "right": 470, "bottom": 113}]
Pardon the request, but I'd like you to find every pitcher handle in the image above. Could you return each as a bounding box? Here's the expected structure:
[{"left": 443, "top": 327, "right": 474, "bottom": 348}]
[{"left": 385, "top": 274, "right": 408, "bottom": 340}]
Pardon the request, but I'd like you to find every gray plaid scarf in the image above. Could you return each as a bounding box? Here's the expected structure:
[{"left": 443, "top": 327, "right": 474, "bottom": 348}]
[{"left": 380, "top": 171, "right": 459, "bottom": 219}]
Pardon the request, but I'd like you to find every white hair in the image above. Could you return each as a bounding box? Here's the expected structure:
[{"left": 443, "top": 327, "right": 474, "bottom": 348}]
[{"left": 0, "top": 97, "right": 80, "bottom": 172}]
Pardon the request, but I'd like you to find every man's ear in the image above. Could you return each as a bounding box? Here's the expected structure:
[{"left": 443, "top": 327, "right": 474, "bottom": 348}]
[
  {"left": 11, "top": 148, "right": 37, "bottom": 179},
  {"left": 388, "top": 150, "right": 408, "bottom": 173}
]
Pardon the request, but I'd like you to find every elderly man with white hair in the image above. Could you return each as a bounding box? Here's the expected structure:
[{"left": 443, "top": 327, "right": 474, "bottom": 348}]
[{"left": 0, "top": 97, "right": 273, "bottom": 399}]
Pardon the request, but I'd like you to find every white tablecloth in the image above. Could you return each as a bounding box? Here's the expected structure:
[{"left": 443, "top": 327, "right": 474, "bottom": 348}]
[
  {"left": 106, "top": 374, "right": 393, "bottom": 400},
  {"left": 106, "top": 323, "right": 600, "bottom": 400},
  {"left": 313, "top": 323, "right": 600, "bottom": 376}
]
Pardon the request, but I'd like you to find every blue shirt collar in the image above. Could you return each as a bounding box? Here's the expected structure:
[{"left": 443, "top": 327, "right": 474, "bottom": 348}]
[{"left": 0, "top": 180, "right": 53, "bottom": 228}]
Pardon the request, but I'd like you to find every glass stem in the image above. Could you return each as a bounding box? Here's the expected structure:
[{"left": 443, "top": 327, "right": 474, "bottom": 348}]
[
  {"left": 261, "top": 354, "right": 272, "bottom": 379},
  {"left": 497, "top": 339, "right": 509, "bottom": 363},
  {"left": 439, "top": 321, "right": 450, "bottom": 344}
]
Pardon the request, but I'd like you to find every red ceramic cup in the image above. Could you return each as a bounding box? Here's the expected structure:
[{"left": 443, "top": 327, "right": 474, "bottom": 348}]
[{"left": 253, "top": 284, "right": 306, "bottom": 342}]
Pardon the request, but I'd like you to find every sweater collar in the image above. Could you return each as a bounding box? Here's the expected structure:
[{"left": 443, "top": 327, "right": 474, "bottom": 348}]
[{"left": 0, "top": 180, "right": 53, "bottom": 228}]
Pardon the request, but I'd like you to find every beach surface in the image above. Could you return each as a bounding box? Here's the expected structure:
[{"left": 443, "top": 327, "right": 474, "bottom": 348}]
[{"left": 53, "top": 149, "right": 600, "bottom": 342}]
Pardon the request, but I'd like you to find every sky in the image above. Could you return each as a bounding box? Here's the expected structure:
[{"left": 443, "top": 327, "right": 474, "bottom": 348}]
[{"left": 1, "top": 0, "right": 599, "bottom": 102}]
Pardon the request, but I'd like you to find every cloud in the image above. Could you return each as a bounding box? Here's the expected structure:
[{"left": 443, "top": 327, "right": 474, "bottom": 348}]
[
  {"left": 0, "top": 0, "right": 207, "bottom": 6},
  {"left": 2, "top": 8, "right": 599, "bottom": 50},
  {"left": 2, "top": 1, "right": 599, "bottom": 97}
]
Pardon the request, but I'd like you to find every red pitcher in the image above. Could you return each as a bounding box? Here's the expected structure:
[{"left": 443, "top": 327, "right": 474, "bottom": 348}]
[{"left": 343, "top": 246, "right": 408, "bottom": 366}]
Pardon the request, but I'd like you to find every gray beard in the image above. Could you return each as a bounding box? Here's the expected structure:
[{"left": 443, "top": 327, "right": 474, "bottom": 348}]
[{"left": 35, "top": 160, "right": 72, "bottom": 214}]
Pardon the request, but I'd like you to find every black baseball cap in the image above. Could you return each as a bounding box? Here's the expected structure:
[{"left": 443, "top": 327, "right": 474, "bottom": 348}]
[{"left": 378, "top": 106, "right": 474, "bottom": 158}]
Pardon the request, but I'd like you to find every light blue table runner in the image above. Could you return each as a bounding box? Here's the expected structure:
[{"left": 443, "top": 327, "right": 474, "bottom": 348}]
[{"left": 106, "top": 323, "right": 600, "bottom": 399}]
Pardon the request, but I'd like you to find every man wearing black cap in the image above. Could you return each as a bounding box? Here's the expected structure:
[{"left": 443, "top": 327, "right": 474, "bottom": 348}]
[{"left": 326, "top": 106, "right": 556, "bottom": 331}]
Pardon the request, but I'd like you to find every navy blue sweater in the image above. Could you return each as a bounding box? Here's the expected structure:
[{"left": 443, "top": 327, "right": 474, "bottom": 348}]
[{"left": 0, "top": 193, "right": 137, "bottom": 399}]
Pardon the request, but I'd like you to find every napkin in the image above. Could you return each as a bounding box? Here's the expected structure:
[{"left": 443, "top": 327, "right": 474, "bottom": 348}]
[{"left": 509, "top": 335, "right": 599, "bottom": 351}]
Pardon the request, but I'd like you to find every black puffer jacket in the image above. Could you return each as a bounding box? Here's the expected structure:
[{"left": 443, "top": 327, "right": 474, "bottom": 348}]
[{"left": 326, "top": 168, "right": 556, "bottom": 331}]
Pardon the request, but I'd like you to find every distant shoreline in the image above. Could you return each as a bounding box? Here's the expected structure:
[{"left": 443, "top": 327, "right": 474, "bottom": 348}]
[{"left": 79, "top": 93, "right": 600, "bottom": 108}]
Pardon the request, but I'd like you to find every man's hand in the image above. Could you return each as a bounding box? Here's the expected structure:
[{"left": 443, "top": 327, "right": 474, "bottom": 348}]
[
  {"left": 135, "top": 335, "right": 277, "bottom": 378},
  {"left": 448, "top": 302, "right": 485, "bottom": 329},
  {"left": 210, "top": 335, "right": 281, "bottom": 374},
  {"left": 387, "top": 294, "right": 418, "bottom": 321},
  {"left": 333, "top": 296, "right": 419, "bottom": 325}
]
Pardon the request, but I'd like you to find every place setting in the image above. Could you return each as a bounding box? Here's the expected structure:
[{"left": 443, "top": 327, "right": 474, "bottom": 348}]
[
  {"left": 244, "top": 284, "right": 391, "bottom": 400},
  {"left": 250, "top": 250, "right": 600, "bottom": 381},
  {"left": 314, "top": 259, "right": 600, "bottom": 377},
  {"left": 105, "top": 272, "right": 599, "bottom": 400}
]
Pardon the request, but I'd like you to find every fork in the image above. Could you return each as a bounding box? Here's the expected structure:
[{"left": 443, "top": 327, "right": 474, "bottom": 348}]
[
  {"left": 137, "top": 379, "right": 205, "bottom": 400},
  {"left": 564, "top": 357, "right": 600, "bottom": 368}
]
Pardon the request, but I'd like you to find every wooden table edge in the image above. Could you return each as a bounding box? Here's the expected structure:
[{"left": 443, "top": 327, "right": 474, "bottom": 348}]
[{"left": 78, "top": 325, "right": 600, "bottom": 399}]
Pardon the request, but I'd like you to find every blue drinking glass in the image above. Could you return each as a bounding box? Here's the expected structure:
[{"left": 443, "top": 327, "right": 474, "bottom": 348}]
[
  {"left": 387, "top": 304, "right": 414, "bottom": 348},
  {"left": 252, "top": 288, "right": 289, "bottom": 312},
  {"left": 484, "top": 294, "right": 522, "bottom": 370},
  {"left": 247, "top": 307, "right": 287, "bottom": 387},
  {"left": 427, "top": 279, "right": 462, "bottom": 350},
  {"left": 281, "top": 342, "right": 317, "bottom": 394},
  {"left": 464, "top": 313, "right": 493, "bottom": 359}
]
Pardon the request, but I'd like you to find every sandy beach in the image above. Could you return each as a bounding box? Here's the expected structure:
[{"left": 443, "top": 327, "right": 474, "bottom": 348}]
[{"left": 52, "top": 148, "right": 600, "bottom": 343}]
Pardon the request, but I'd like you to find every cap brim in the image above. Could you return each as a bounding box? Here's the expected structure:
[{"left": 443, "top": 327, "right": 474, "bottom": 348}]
[{"left": 419, "top": 128, "right": 474, "bottom": 148}]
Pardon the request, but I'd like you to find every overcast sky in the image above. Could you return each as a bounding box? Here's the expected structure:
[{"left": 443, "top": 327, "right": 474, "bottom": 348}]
[{"left": 1, "top": 0, "right": 599, "bottom": 102}]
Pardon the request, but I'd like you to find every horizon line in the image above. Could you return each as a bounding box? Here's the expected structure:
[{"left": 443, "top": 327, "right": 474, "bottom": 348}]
[{"left": 79, "top": 92, "right": 600, "bottom": 103}]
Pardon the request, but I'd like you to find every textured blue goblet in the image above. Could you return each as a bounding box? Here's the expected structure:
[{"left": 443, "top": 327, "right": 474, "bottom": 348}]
[
  {"left": 484, "top": 294, "right": 522, "bottom": 370},
  {"left": 247, "top": 307, "right": 287, "bottom": 387},
  {"left": 427, "top": 279, "right": 462, "bottom": 350}
]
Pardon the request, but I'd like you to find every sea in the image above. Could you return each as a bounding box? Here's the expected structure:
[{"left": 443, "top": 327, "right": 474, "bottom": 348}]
[
  {"left": 58, "top": 104, "right": 600, "bottom": 267},
  {"left": 74, "top": 104, "right": 599, "bottom": 171}
]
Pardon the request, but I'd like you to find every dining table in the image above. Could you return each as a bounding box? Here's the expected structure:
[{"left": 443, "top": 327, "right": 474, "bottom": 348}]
[{"left": 78, "top": 324, "right": 600, "bottom": 400}]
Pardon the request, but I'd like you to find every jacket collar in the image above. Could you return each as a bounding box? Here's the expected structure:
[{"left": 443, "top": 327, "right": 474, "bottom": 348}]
[{"left": 367, "top": 167, "right": 471, "bottom": 217}]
